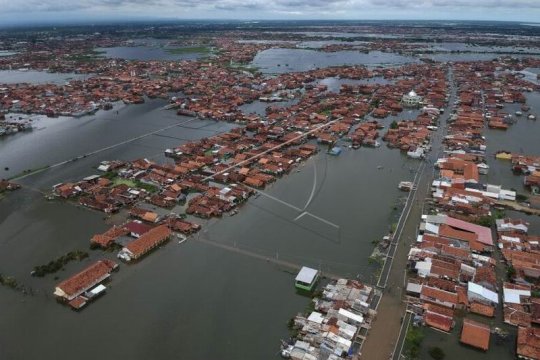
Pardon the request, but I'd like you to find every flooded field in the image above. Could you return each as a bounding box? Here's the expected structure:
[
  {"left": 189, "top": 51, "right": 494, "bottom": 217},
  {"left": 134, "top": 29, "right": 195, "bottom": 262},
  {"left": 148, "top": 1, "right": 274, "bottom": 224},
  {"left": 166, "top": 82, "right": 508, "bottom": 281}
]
[
  {"left": 252, "top": 49, "right": 419, "bottom": 73},
  {"left": 96, "top": 46, "right": 205, "bottom": 61},
  {"left": 0, "top": 70, "right": 91, "bottom": 84}
]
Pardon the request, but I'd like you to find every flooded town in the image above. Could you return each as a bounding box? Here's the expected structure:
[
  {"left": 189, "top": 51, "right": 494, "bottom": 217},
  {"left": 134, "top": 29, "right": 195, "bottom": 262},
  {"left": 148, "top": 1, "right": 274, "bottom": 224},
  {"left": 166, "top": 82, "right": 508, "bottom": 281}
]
[{"left": 1, "top": 12, "right": 540, "bottom": 360}]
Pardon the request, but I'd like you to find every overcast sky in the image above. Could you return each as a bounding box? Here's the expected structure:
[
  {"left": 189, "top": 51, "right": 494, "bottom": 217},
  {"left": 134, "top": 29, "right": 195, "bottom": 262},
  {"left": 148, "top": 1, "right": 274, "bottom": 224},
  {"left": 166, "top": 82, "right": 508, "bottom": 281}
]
[{"left": 1, "top": 0, "right": 540, "bottom": 25}]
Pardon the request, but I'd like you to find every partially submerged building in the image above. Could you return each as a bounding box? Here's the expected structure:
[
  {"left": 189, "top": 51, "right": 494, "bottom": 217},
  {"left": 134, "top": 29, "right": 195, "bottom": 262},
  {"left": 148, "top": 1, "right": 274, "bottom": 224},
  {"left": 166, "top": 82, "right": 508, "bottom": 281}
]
[
  {"left": 295, "top": 266, "right": 320, "bottom": 291},
  {"left": 54, "top": 259, "right": 118, "bottom": 310},
  {"left": 118, "top": 225, "right": 172, "bottom": 262}
]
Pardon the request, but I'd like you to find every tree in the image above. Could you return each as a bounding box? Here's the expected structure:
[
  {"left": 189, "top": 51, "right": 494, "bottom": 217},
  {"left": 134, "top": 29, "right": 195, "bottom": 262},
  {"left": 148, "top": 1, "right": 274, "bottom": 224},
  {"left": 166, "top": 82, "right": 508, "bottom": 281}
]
[
  {"left": 429, "top": 346, "right": 445, "bottom": 360},
  {"left": 475, "top": 216, "right": 493, "bottom": 228},
  {"left": 404, "top": 327, "right": 424, "bottom": 359},
  {"left": 390, "top": 120, "right": 399, "bottom": 129},
  {"left": 507, "top": 265, "right": 516, "bottom": 281}
]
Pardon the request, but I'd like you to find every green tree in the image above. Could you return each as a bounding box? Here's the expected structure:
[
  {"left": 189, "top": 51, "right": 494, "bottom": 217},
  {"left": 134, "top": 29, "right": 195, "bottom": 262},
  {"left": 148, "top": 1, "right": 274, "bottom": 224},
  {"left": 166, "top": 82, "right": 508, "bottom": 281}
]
[
  {"left": 404, "top": 327, "right": 424, "bottom": 359},
  {"left": 507, "top": 265, "right": 516, "bottom": 281}
]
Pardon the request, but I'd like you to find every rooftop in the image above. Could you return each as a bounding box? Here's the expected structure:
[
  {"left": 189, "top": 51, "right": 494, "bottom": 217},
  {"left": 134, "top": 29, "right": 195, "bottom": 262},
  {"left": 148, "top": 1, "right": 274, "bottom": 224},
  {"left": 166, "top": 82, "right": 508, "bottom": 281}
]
[{"left": 460, "top": 318, "right": 490, "bottom": 351}]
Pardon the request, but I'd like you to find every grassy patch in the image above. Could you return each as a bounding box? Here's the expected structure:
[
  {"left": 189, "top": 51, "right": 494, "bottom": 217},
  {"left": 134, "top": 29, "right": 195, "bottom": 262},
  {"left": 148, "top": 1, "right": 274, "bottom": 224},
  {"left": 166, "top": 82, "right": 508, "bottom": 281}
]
[
  {"left": 106, "top": 173, "right": 156, "bottom": 192},
  {"left": 113, "top": 177, "right": 137, "bottom": 188},
  {"left": 134, "top": 180, "right": 158, "bottom": 193}
]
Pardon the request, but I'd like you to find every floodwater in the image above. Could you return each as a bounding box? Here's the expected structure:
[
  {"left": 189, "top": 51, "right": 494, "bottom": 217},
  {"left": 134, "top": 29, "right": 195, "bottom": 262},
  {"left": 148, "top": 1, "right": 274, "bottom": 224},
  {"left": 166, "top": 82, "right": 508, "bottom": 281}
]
[
  {"left": 0, "top": 92, "right": 418, "bottom": 359},
  {"left": 0, "top": 70, "right": 91, "bottom": 84},
  {"left": 0, "top": 50, "right": 17, "bottom": 57},
  {"left": 252, "top": 48, "right": 418, "bottom": 73},
  {"left": 239, "top": 99, "right": 299, "bottom": 116},
  {"left": 1, "top": 56, "right": 539, "bottom": 360},
  {"left": 297, "top": 40, "right": 368, "bottom": 49},
  {"left": 0, "top": 99, "right": 233, "bottom": 181},
  {"left": 316, "top": 76, "right": 394, "bottom": 93},
  {"left": 96, "top": 46, "right": 205, "bottom": 61},
  {"left": 484, "top": 91, "right": 540, "bottom": 192}
]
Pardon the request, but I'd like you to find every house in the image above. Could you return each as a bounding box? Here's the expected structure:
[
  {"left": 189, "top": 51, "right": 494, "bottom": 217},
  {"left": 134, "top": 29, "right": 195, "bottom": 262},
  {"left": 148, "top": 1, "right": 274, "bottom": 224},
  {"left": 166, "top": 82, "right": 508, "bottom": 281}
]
[
  {"left": 118, "top": 225, "right": 172, "bottom": 262},
  {"left": 467, "top": 282, "right": 499, "bottom": 305},
  {"left": 503, "top": 283, "right": 531, "bottom": 304},
  {"left": 496, "top": 218, "right": 529, "bottom": 234},
  {"left": 420, "top": 285, "right": 458, "bottom": 308},
  {"left": 54, "top": 260, "right": 118, "bottom": 302},
  {"left": 90, "top": 225, "right": 129, "bottom": 248},
  {"left": 423, "top": 303, "right": 454, "bottom": 332},
  {"left": 125, "top": 220, "right": 154, "bottom": 238},
  {"left": 460, "top": 319, "right": 490, "bottom": 351}
]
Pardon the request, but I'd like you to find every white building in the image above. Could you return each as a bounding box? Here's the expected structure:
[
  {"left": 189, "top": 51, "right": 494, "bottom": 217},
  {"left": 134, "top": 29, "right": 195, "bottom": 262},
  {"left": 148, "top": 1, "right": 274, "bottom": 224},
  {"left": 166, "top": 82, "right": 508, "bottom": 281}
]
[
  {"left": 468, "top": 282, "right": 499, "bottom": 305},
  {"left": 402, "top": 90, "right": 423, "bottom": 107}
]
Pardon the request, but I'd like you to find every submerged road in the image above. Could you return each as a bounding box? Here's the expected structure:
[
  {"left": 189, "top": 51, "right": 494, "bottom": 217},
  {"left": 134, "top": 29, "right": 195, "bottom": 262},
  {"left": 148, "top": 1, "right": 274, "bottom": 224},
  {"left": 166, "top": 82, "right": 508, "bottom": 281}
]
[
  {"left": 360, "top": 67, "right": 455, "bottom": 359},
  {"left": 193, "top": 234, "right": 342, "bottom": 281}
]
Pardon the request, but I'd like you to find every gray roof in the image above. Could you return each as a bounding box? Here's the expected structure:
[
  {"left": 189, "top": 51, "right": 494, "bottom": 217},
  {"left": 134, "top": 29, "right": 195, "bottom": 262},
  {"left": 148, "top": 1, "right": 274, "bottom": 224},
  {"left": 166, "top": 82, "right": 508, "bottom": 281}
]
[{"left": 296, "top": 266, "right": 319, "bottom": 284}]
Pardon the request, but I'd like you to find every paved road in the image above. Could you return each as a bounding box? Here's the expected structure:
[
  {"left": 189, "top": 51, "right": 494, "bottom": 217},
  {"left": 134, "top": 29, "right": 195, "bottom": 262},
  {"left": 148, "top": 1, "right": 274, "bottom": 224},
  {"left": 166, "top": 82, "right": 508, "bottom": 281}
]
[{"left": 360, "top": 67, "right": 455, "bottom": 359}]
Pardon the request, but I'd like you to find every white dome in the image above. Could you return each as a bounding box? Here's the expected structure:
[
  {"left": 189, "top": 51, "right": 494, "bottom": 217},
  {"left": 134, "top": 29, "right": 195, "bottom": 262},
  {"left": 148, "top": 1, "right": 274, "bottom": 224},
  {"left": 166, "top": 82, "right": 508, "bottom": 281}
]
[{"left": 408, "top": 90, "right": 417, "bottom": 97}]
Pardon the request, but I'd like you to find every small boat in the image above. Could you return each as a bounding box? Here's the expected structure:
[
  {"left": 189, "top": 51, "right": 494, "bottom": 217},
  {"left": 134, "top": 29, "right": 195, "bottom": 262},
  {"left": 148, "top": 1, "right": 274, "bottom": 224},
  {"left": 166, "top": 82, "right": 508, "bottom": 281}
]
[
  {"left": 529, "top": 114, "right": 537, "bottom": 120},
  {"left": 477, "top": 163, "right": 489, "bottom": 175},
  {"left": 515, "top": 111, "right": 523, "bottom": 116},
  {"left": 521, "top": 105, "right": 530, "bottom": 112},
  {"left": 398, "top": 181, "right": 414, "bottom": 191},
  {"left": 495, "top": 151, "right": 512, "bottom": 160}
]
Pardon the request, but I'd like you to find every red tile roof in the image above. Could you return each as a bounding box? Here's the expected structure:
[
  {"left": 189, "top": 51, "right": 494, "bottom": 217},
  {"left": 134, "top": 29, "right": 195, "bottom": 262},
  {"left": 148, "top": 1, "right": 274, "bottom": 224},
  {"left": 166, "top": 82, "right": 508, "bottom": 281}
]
[
  {"left": 517, "top": 326, "right": 540, "bottom": 360},
  {"left": 445, "top": 216, "right": 493, "bottom": 246}
]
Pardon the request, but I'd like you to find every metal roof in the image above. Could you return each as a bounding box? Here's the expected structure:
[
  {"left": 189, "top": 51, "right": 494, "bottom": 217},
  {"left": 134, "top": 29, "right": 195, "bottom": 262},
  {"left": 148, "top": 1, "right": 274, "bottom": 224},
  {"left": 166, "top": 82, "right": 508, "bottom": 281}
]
[{"left": 295, "top": 266, "right": 319, "bottom": 284}]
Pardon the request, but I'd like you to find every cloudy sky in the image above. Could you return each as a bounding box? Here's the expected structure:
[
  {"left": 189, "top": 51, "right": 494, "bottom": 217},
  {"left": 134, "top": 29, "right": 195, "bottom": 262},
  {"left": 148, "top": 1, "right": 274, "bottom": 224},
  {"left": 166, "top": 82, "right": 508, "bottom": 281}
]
[{"left": 0, "top": 0, "right": 539, "bottom": 25}]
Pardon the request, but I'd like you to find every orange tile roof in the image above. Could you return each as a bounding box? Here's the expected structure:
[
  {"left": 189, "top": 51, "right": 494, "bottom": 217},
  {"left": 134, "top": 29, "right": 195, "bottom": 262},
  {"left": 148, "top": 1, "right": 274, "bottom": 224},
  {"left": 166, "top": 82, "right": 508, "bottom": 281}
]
[
  {"left": 125, "top": 225, "right": 171, "bottom": 259},
  {"left": 425, "top": 311, "right": 453, "bottom": 332},
  {"left": 55, "top": 260, "right": 117, "bottom": 300},
  {"left": 460, "top": 319, "right": 490, "bottom": 351},
  {"left": 470, "top": 302, "right": 495, "bottom": 317},
  {"left": 421, "top": 286, "right": 458, "bottom": 306}
]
